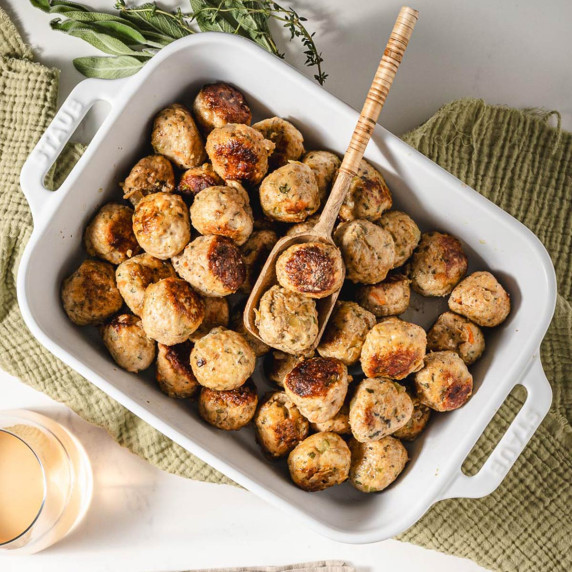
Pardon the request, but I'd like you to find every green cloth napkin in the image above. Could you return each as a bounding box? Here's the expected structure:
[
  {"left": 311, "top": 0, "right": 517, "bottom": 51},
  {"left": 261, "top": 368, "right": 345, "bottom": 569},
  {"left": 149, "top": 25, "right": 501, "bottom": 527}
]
[{"left": 0, "top": 9, "right": 570, "bottom": 571}]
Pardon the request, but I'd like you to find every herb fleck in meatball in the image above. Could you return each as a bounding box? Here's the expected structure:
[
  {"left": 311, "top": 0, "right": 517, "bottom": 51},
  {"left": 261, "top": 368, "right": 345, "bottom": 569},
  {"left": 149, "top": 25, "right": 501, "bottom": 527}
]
[
  {"left": 265, "top": 351, "right": 311, "bottom": 388},
  {"left": 349, "top": 378, "right": 413, "bottom": 442},
  {"left": 356, "top": 274, "right": 411, "bottom": 318},
  {"left": 255, "top": 285, "right": 319, "bottom": 354},
  {"left": 141, "top": 277, "right": 205, "bottom": 346},
  {"left": 377, "top": 211, "right": 421, "bottom": 268},
  {"left": 259, "top": 161, "right": 320, "bottom": 223},
  {"left": 284, "top": 357, "right": 349, "bottom": 423},
  {"left": 230, "top": 303, "right": 270, "bottom": 357},
  {"left": 115, "top": 253, "right": 175, "bottom": 317},
  {"left": 62, "top": 259, "right": 123, "bottom": 326},
  {"left": 133, "top": 192, "right": 190, "bottom": 260},
  {"left": 172, "top": 235, "right": 246, "bottom": 297},
  {"left": 151, "top": 103, "right": 206, "bottom": 169},
  {"left": 239, "top": 229, "right": 278, "bottom": 293},
  {"left": 177, "top": 163, "right": 223, "bottom": 197},
  {"left": 276, "top": 242, "right": 344, "bottom": 299},
  {"left": 349, "top": 436, "right": 408, "bottom": 493},
  {"left": 310, "top": 402, "right": 351, "bottom": 435},
  {"left": 393, "top": 395, "right": 431, "bottom": 441},
  {"left": 339, "top": 159, "right": 392, "bottom": 222},
  {"left": 360, "top": 317, "right": 426, "bottom": 380},
  {"left": 448, "top": 271, "right": 511, "bottom": 327},
  {"left": 155, "top": 341, "right": 199, "bottom": 399},
  {"left": 317, "top": 301, "right": 376, "bottom": 366},
  {"left": 84, "top": 203, "right": 140, "bottom": 265},
  {"left": 427, "top": 311, "right": 485, "bottom": 364},
  {"left": 414, "top": 351, "right": 473, "bottom": 412},
  {"left": 199, "top": 380, "right": 258, "bottom": 431},
  {"left": 334, "top": 219, "right": 395, "bottom": 284},
  {"left": 409, "top": 231, "right": 468, "bottom": 297},
  {"left": 189, "top": 296, "right": 229, "bottom": 342},
  {"left": 190, "top": 327, "right": 255, "bottom": 390},
  {"left": 302, "top": 150, "right": 341, "bottom": 202},
  {"left": 253, "top": 117, "right": 305, "bottom": 171},
  {"left": 255, "top": 391, "right": 310, "bottom": 458},
  {"left": 101, "top": 314, "right": 156, "bottom": 373},
  {"left": 288, "top": 432, "right": 351, "bottom": 492},
  {"left": 121, "top": 155, "right": 175, "bottom": 206},
  {"left": 193, "top": 82, "right": 252, "bottom": 135},
  {"left": 206, "top": 123, "right": 274, "bottom": 184}
]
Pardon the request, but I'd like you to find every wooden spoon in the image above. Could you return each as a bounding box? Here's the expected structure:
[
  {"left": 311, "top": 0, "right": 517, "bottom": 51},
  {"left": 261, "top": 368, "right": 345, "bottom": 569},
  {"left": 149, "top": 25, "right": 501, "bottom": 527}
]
[{"left": 244, "top": 6, "right": 419, "bottom": 351}]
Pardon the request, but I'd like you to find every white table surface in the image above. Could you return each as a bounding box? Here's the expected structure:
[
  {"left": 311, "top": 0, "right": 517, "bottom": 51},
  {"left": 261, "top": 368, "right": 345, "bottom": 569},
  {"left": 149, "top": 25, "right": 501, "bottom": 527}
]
[{"left": 2, "top": 0, "right": 570, "bottom": 570}]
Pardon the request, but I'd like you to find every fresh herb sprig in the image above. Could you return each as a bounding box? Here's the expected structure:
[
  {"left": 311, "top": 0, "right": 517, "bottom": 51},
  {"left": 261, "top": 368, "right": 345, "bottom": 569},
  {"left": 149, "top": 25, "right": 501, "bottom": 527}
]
[{"left": 29, "top": 0, "right": 327, "bottom": 83}]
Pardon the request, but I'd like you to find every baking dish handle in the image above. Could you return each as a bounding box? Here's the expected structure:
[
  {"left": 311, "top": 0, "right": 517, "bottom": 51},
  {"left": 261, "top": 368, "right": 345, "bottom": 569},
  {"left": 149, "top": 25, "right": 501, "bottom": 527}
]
[
  {"left": 20, "top": 77, "right": 128, "bottom": 221},
  {"left": 439, "top": 355, "right": 552, "bottom": 500}
]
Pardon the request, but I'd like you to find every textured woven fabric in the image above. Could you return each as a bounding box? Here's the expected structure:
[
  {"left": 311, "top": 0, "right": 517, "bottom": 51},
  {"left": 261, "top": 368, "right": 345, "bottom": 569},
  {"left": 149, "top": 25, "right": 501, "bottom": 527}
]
[{"left": 0, "top": 8, "right": 570, "bottom": 572}]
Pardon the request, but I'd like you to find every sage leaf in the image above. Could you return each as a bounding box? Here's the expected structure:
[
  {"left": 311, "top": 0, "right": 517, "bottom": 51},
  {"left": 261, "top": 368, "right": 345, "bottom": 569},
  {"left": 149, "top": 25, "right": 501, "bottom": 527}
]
[
  {"left": 73, "top": 55, "right": 145, "bottom": 78},
  {"left": 31, "top": 0, "right": 89, "bottom": 13},
  {"left": 119, "top": 2, "right": 192, "bottom": 39}
]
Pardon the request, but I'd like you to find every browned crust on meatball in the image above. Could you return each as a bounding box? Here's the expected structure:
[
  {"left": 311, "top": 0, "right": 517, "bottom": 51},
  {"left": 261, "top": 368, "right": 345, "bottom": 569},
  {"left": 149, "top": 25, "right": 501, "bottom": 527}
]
[
  {"left": 160, "top": 340, "right": 193, "bottom": 377},
  {"left": 202, "top": 381, "right": 257, "bottom": 408},
  {"left": 156, "top": 341, "right": 199, "bottom": 398},
  {"left": 285, "top": 357, "right": 346, "bottom": 398},
  {"left": 207, "top": 236, "right": 246, "bottom": 291},
  {"left": 122, "top": 155, "right": 175, "bottom": 203},
  {"left": 213, "top": 137, "right": 259, "bottom": 180},
  {"left": 436, "top": 234, "right": 468, "bottom": 276},
  {"left": 442, "top": 377, "right": 473, "bottom": 410},
  {"left": 177, "top": 163, "right": 223, "bottom": 196},
  {"left": 365, "top": 348, "right": 424, "bottom": 379},
  {"left": 194, "top": 82, "right": 251, "bottom": 133},
  {"left": 282, "top": 244, "right": 339, "bottom": 295},
  {"left": 106, "top": 313, "right": 138, "bottom": 331}
]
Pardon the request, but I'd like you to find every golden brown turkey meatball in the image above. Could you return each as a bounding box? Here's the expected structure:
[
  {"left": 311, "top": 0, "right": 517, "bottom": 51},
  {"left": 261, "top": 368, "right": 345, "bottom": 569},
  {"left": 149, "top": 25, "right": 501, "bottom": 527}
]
[
  {"left": 427, "top": 311, "right": 485, "bottom": 364},
  {"left": 288, "top": 432, "right": 351, "bottom": 492},
  {"left": 284, "top": 214, "right": 320, "bottom": 237},
  {"left": 101, "top": 314, "right": 156, "bottom": 373},
  {"left": 448, "top": 271, "right": 511, "bottom": 327},
  {"left": 172, "top": 235, "right": 245, "bottom": 297},
  {"left": 206, "top": 123, "right": 274, "bottom": 184},
  {"left": 349, "top": 436, "right": 408, "bottom": 493},
  {"left": 230, "top": 304, "right": 270, "bottom": 357},
  {"left": 193, "top": 82, "right": 252, "bottom": 134},
  {"left": 255, "top": 391, "right": 310, "bottom": 458},
  {"left": 190, "top": 327, "right": 255, "bottom": 390},
  {"left": 84, "top": 203, "right": 140, "bottom": 265},
  {"left": 377, "top": 211, "right": 421, "bottom": 268},
  {"left": 198, "top": 380, "right": 258, "bottom": 431},
  {"left": 155, "top": 341, "right": 199, "bottom": 398},
  {"left": 349, "top": 378, "right": 413, "bottom": 442},
  {"left": 188, "top": 296, "right": 229, "bottom": 342},
  {"left": 62, "top": 259, "right": 123, "bottom": 326},
  {"left": 141, "top": 277, "right": 204, "bottom": 345},
  {"left": 265, "top": 351, "right": 310, "bottom": 388},
  {"left": 360, "top": 317, "right": 426, "bottom": 380},
  {"left": 190, "top": 185, "right": 253, "bottom": 245},
  {"left": 409, "top": 232, "right": 468, "bottom": 297},
  {"left": 255, "top": 285, "right": 319, "bottom": 354},
  {"left": 115, "top": 253, "right": 175, "bottom": 316},
  {"left": 177, "top": 163, "right": 223, "bottom": 197},
  {"left": 393, "top": 395, "right": 431, "bottom": 441},
  {"left": 310, "top": 402, "right": 351, "bottom": 435},
  {"left": 339, "top": 159, "right": 392, "bottom": 222},
  {"left": 276, "top": 242, "right": 344, "bottom": 299},
  {"left": 239, "top": 230, "right": 278, "bottom": 294},
  {"left": 302, "top": 150, "right": 341, "bottom": 201},
  {"left": 151, "top": 103, "right": 206, "bottom": 169},
  {"left": 317, "top": 301, "right": 376, "bottom": 366},
  {"left": 356, "top": 274, "right": 411, "bottom": 318},
  {"left": 284, "top": 357, "right": 349, "bottom": 423},
  {"left": 334, "top": 219, "right": 395, "bottom": 284},
  {"left": 252, "top": 117, "right": 305, "bottom": 171},
  {"left": 133, "top": 192, "right": 190, "bottom": 260},
  {"left": 414, "top": 351, "right": 473, "bottom": 412},
  {"left": 259, "top": 161, "right": 320, "bottom": 223},
  {"left": 121, "top": 155, "right": 175, "bottom": 206}
]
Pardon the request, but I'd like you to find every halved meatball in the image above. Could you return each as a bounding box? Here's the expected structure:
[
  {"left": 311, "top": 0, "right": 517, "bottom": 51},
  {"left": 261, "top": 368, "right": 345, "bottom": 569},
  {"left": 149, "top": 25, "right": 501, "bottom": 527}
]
[
  {"left": 334, "top": 219, "right": 395, "bottom": 284},
  {"left": 155, "top": 341, "right": 199, "bottom": 398},
  {"left": 409, "top": 231, "right": 468, "bottom": 297},
  {"left": 288, "top": 432, "right": 351, "bottom": 492},
  {"left": 356, "top": 274, "right": 411, "bottom": 318},
  {"left": 189, "top": 296, "right": 229, "bottom": 342},
  {"left": 349, "top": 378, "right": 413, "bottom": 442},
  {"left": 302, "top": 150, "right": 341, "bottom": 202},
  {"left": 141, "top": 277, "right": 205, "bottom": 345},
  {"left": 253, "top": 117, "right": 305, "bottom": 171},
  {"left": 310, "top": 402, "right": 351, "bottom": 435},
  {"left": 84, "top": 203, "right": 140, "bottom": 265},
  {"left": 360, "top": 317, "right": 426, "bottom": 380},
  {"left": 62, "top": 259, "right": 123, "bottom": 326},
  {"left": 172, "top": 235, "right": 245, "bottom": 297},
  {"left": 377, "top": 211, "right": 421, "bottom": 268},
  {"left": 193, "top": 82, "right": 252, "bottom": 134},
  {"left": 265, "top": 351, "right": 311, "bottom": 388},
  {"left": 414, "top": 351, "right": 473, "bottom": 412},
  {"left": 121, "top": 155, "right": 175, "bottom": 206},
  {"left": 206, "top": 123, "right": 274, "bottom": 184},
  {"left": 199, "top": 380, "right": 258, "bottom": 431},
  {"left": 255, "top": 391, "right": 310, "bottom": 459},
  {"left": 239, "top": 229, "right": 278, "bottom": 294},
  {"left": 177, "top": 163, "right": 223, "bottom": 198},
  {"left": 349, "top": 436, "right": 408, "bottom": 493},
  {"left": 230, "top": 303, "right": 270, "bottom": 357},
  {"left": 393, "top": 395, "right": 431, "bottom": 441},
  {"left": 448, "top": 271, "right": 511, "bottom": 327},
  {"left": 133, "top": 193, "right": 190, "bottom": 260},
  {"left": 276, "top": 242, "right": 344, "bottom": 299}
]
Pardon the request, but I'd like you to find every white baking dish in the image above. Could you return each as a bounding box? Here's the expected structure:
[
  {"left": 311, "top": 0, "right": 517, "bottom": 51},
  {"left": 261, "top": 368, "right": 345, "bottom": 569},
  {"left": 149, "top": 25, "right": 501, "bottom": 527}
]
[{"left": 18, "top": 33, "right": 556, "bottom": 544}]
